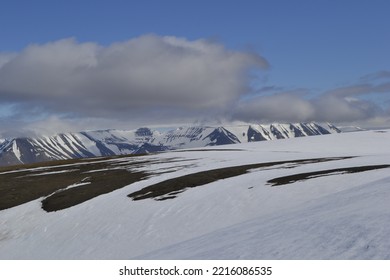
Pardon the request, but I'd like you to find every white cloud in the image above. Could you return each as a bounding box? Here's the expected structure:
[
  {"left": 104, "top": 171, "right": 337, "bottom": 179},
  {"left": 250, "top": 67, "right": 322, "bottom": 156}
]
[
  {"left": 0, "top": 36, "right": 268, "bottom": 119},
  {"left": 0, "top": 53, "right": 16, "bottom": 68},
  {"left": 233, "top": 93, "right": 316, "bottom": 123},
  {"left": 233, "top": 81, "right": 390, "bottom": 126}
]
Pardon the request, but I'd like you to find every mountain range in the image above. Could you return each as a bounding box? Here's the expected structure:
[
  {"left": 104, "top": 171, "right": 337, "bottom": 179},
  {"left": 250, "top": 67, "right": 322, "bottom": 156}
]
[{"left": 0, "top": 122, "right": 340, "bottom": 166}]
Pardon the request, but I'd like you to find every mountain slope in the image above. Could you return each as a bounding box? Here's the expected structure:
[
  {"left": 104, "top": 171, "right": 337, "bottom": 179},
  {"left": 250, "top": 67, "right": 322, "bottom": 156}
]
[{"left": 0, "top": 122, "right": 339, "bottom": 166}]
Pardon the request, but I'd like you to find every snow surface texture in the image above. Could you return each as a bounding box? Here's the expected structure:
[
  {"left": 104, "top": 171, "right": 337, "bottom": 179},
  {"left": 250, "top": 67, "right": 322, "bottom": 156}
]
[{"left": 0, "top": 129, "right": 389, "bottom": 259}]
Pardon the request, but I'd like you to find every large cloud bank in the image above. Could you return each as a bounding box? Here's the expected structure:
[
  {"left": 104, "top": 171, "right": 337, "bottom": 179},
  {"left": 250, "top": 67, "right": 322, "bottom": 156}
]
[
  {"left": 0, "top": 36, "right": 266, "bottom": 116},
  {"left": 0, "top": 35, "right": 389, "bottom": 137}
]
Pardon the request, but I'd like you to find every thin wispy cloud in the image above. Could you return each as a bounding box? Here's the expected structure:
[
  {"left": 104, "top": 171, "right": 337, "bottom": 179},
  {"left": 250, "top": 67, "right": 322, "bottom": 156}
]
[{"left": 360, "top": 71, "right": 390, "bottom": 82}]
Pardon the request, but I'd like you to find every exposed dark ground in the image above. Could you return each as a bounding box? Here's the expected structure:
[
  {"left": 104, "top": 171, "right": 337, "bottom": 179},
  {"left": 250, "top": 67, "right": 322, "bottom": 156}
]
[
  {"left": 3, "top": 152, "right": 384, "bottom": 213},
  {"left": 0, "top": 155, "right": 149, "bottom": 212},
  {"left": 128, "top": 157, "right": 353, "bottom": 201},
  {"left": 267, "top": 164, "right": 390, "bottom": 186}
]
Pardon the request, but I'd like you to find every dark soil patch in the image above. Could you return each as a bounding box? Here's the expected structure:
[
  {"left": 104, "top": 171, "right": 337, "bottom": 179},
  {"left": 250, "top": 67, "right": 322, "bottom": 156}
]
[
  {"left": 267, "top": 164, "right": 390, "bottom": 186},
  {"left": 128, "top": 157, "right": 353, "bottom": 201},
  {"left": 0, "top": 153, "right": 148, "bottom": 176},
  {"left": 0, "top": 155, "right": 150, "bottom": 212},
  {"left": 41, "top": 170, "right": 145, "bottom": 212}
]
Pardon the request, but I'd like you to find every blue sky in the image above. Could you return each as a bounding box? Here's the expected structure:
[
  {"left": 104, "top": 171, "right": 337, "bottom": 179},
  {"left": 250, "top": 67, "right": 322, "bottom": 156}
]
[{"left": 0, "top": 0, "right": 389, "bottom": 136}]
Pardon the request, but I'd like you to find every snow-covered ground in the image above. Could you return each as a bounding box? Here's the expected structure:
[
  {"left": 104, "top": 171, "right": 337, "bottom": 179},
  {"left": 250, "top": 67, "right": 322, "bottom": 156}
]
[{"left": 0, "top": 129, "right": 390, "bottom": 259}]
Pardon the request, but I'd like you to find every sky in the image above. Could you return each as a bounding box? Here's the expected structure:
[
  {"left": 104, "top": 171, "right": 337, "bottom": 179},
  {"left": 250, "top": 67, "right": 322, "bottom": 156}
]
[{"left": 0, "top": 0, "right": 389, "bottom": 137}]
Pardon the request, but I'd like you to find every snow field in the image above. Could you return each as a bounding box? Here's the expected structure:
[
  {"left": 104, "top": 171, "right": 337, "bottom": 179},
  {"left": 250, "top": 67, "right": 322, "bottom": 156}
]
[{"left": 0, "top": 129, "right": 389, "bottom": 259}]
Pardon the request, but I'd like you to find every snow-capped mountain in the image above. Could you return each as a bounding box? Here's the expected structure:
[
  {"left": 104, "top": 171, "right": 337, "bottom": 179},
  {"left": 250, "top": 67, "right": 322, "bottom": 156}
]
[
  {"left": 0, "top": 128, "right": 159, "bottom": 166},
  {"left": 145, "top": 122, "right": 340, "bottom": 151},
  {"left": 150, "top": 126, "right": 241, "bottom": 149},
  {"left": 0, "top": 122, "right": 339, "bottom": 166}
]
